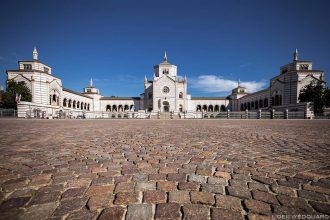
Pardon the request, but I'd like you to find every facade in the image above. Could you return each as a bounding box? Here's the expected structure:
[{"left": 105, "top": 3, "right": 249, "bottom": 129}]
[{"left": 5, "top": 48, "right": 324, "bottom": 118}]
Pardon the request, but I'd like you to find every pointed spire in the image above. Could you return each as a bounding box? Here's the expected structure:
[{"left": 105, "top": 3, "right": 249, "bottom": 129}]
[
  {"left": 144, "top": 75, "right": 147, "bottom": 82},
  {"left": 90, "top": 78, "right": 93, "bottom": 87},
  {"left": 238, "top": 79, "right": 241, "bottom": 87},
  {"left": 164, "top": 50, "right": 168, "bottom": 62},
  {"left": 294, "top": 48, "right": 298, "bottom": 61},
  {"left": 184, "top": 74, "right": 187, "bottom": 82},
  {"left": 33, "top": 46, "right": 38, "bottom": 60}
]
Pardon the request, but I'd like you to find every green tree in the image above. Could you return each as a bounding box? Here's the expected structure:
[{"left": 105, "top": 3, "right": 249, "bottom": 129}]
[
  {"left": 299, "top": 80, "right": 329, "bottom": 113},
  {"left": 2, "top": 80, "right": 32, "bottom": 109}
]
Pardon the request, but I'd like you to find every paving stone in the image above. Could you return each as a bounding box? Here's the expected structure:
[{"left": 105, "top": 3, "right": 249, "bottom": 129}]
[
  {"left": 149, "top": 174, "right": 166, "bottom": 181},
  {"left": 91, "top": 177, "right": 113, "bottom": 185},
  {"left": 155, "top": 203, "right": 181, "bottom": 219},
  {"left": 85, "top": 185, "right": 114, "bottom": 196},
  {"left": 126, "top": 204, "right": 153, "bottom": 220},
  {"left": 1, "top": 119, "right": 330, "bottom": 219},
  {"left": 143, "top": 190, "right": 166, "bottom": 203},
  {"left": 87, "top": 193, "right": 113, "bottom": 210},
  {"left": 52, "top": 198, "right": 87, "bottom": 216},
  {"left": 208, "top": 176, "right": 227, "bottom": 185},
  {"left": 214, "top": 171, "right": 231, "bottom": 180},
  {"left": 29, "top": 191, "right": 60, "bottom": 205},
  {"left": 277, "top": 195, "right": 314, "bottom": 212},
  {"left": 115, "top": 182, "right": 135, "bottom": 193},
  {"left": 157, "top": 181, "right": 177, "bottom": 191},
  {"left": 98, "top": 206, "right": 126, "bottom": 220},
  {"left": 270, "top": 184, "right": 296, "bottom": 196},
  {"left": 196, "top": 168, "right": 213, "bottom": 176},
  {"left": 62, "top": 187, "right": 86, "bottom": 199},
  {"left": 136, "top": 181, "right": 156, "bottom": 191},
  {"left": 211, "top": 208, "right": 243, "bottom": 220},
  {"left": 66, "top": 208, "right": 99, "bottom": 220},
  {"left": 244, "top": 199, "right": 272, "bottom": 215},
  {"left": 169, "top": 191, "right": 190, "bottom": 203},
  {"left": 159, "top": 167, "right": 177, "bottom": 174},
  {"left": 248, "top": 182, "right": 268, "bottom": 192},
  {"left": 114, "top": 192, "right": 140, "bottom": 205},
  {"left": 8, "top": 188, "right": 35, "bottom": 199},
  {"left": 201, "top": 183, "right": 225, "bottom": 194},
  {"left": 133, "top": 174, "right": 148, "bottom": 182},
  {"left": 298, "top": 189, "right": 327, "bottom": 202},
  {"left": 182, "top": 204, "right": 210, "bottom": 220},
  {"left": 21, "top": 202, "right": 57, "bottom": 220},
  {"left": 251, "top": 176, "right": 275, "bottom": 185},
  {"left": 303, "top": 184, "right": 330, "bottom": 195},
  {"left": 309, "top": 201, "right": 330, "bottom": 214},
  {"left": 191, "top": 191, "right": 215, "bottom": 205},
  {"left": 0, "top": 196, "right": 30, "bottom": 209},
  {"left": 167, "top": 173, "right": 186, "bottom": 181},
  {"left": 178, "top": 182, "right": 200, "bottom": 191},
  {"left": 227, "top": 186, "right": 251, "bottom": 199},
  {"left": 252, "top": 190, "right": 279, "bottom": 205},
  {"left": 215, "top": 195, "right": 242, "bottom": 211},
  {"left": 188, "top": 174, "right": 207, "bottom": 183}
]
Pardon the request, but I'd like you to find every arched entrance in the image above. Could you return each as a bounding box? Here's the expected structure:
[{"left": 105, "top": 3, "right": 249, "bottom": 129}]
[{"left": 163, "top": 101, "right": 169, "bottom": 112}]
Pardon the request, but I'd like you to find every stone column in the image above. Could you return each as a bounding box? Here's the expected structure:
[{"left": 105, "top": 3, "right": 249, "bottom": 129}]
[
  {"left": 271, "top": 109, "right": 275, "bottom": 119},
  {"left": 227, "top": 109, "right": 230, "bottom": 119},
  {"left": 258, "top": 109, "right": 262, "bottom": 119},
  {"left": 245, "top": 109, "right": 248, "bottom": 119},
  {"left": 285, "top": 109, "right": 289, "bottom": 119}
]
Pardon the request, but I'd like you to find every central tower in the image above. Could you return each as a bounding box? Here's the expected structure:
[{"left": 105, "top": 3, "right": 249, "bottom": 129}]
[{"left": 143, "top": 52, "right": 187, "bottom": 113}]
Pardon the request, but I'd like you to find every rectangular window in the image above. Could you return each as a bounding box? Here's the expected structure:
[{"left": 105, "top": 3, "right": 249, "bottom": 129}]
[{"left": 23, "top": 64, "right": 32, "bottom": 70}]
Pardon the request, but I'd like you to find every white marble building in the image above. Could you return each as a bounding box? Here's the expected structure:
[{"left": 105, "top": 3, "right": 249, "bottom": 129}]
[{"left": 5, "top": 48, "right": 325, "bottom": 118}]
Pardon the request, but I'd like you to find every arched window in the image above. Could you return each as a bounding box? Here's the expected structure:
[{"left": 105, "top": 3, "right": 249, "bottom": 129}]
[
  {"left": 118, "top": 105, "right": 123, "bottom": 112},
  {"left": 255, "top": 100, "right": 258, "bottom": 109},
  {"left": 240, "top": 104, "right": 244, "bottom": 111},
  {"left": 264, "top": 98, "right": 268, "bottom": 107},
  {"left": 112, "top": 105, "right": 117, "bottom": 112},
  {"left": 259, "top": 100, "right": 263, "bottom": 108},
  {"left": 215, "top": 105, "right": 220, "bottom": 112},
  {"left": 73, "top": 100, "right": 76, "bottom": 108},
  {"left": 84, "top": 103, "right": 87, "bottom": 110},
  {"left": 202, "top": 105, "right": 207, "bottom": 111},
  {"left": 124, "top": 105, "right": 129, "bottom": 112},
  {"left": 163, "top": 101, "right": 170, "bottom": 112},
  {"left": 247, "top": 103, "right": 251, "bottom": 110},
  {"left": 81, "top": 102, "right": 84, "bottom": 110},
  {"left": 208, "top": 105, "right": 213, "bottom": 112},
  {"left": 196, "top": 105, "right": 202, "bottom": 112},
  {"left": 130, "top": 105, "right": 134, "bottom": 111},
  {"left": 63, "top": 98, "right": 67, "bottom": 107},
  {"left": 275, "top": 95, "right": 279, "bottom": 106},
  {"left": 87, "top": 104, "right": 90, "bottom": 111},
  {"left": 179, "top": 92, "right": 183, "bottom": 99},
  {"left": 77, "top": 101, "right": 80, "bottom": 109},
  {"left": 179, "top": 104, "right": 183, "bottom": 112},
  {"left": 68, "top": 99, "right": 72, "bottom": 108},
  {"left": 251, "top": 101, "right": 254, "bottom": 109},
  {"left": 106, "top": 105, "right": 111, "bottom": 112},
  {"left": 220, "top": 105, "right": 226, "bottom": 112}
]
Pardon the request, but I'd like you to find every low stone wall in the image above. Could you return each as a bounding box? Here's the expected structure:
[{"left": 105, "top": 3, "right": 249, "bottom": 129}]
[{"left": 16, "top": 101, "right": 314, "bottom": 119}]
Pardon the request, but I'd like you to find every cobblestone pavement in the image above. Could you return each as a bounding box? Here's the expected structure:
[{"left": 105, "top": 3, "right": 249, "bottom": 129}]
[{"left": 0, "top": 119, "right": 329, "bottom": 220}]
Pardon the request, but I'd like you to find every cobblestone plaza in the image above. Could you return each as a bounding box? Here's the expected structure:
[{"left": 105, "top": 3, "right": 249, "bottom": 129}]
[{"left": 0, "top": 119, "right": 329, "bottom": 219}]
